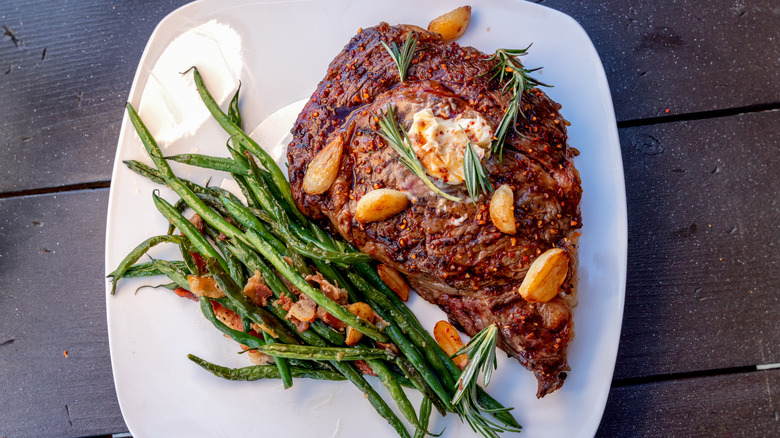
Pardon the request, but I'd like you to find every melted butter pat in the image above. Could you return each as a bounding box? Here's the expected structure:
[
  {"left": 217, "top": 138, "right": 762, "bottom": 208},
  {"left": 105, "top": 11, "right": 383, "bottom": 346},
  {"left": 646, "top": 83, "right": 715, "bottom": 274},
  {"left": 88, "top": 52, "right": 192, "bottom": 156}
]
[{"left": 408, "top": 108, "right": 493, "bottom": 184}]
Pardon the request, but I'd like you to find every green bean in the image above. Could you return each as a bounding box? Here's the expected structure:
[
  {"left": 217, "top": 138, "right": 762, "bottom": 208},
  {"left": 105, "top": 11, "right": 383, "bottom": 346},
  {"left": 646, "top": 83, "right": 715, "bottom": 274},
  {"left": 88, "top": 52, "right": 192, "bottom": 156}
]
[
  {"left": 227, "top": 83, "right": 243, "bottom": 130},
  {"left": 242, "top": 228, "right": 388, "bottom": 343},
  {"left": 368, "top": 358, "right": 421, "bottom": 429},
  {"left": 204, "top": 226, "right": 245, "bottom": 286},
  {"left": 256, "top": 344, "right": 394, "bottom": 362},
  {"left": 264, "top": 296, "right": 410, "bottom": 438},
  {"left": 190, "top": 67, "right": 307, "bottom": 224},
  {"left": 221, "top": 280, "right": 295, "bottom": 389},
  {"left": 151, "top": 192, "right": 227, "bottom": 272},
  {"left": 151, "top": 258, "right": 190, "bottom": 290},
  {"left": 262, "top": 332, "right": 293, "bottom": 389},
  {"left": 200, "top": 297, "right": 266, "bottom": 349},
  {"left": 122, "top": 261, "right": 186, "bottom": 278},
  {"left": 107, "top": 234, "right": 186, "bottom": 294},
  {"left": 207, "top": 185, "right": 242, "bottom": 205},
  {"left": 123, "top": 159, "right": 229, "bottom": 209},
  {"left": 207, "top": 258, "right": 299, "bottom": 346},
  {"left": 330, "top": 360, "right": 411, "bottom": 438},
  {"left": 354, "top": 265, "right": 521, "bottom": 429},
  {"left": 414, "top": 397, "right": 433, "bottom": 438},
  {"left": 220, "top": 197, "right": 289, "bottom": 255},
  {"left": 127, "top": 103, "right": 245, "bottom": 253},
  {"left": 188, "top": 354, "right": 344, "bottom": 382},
  {"left": 311, "top": 259, "right": 359, "bottom": 303},
  {"left": 226, "top": 241, "right": 347, "bottom": 346},
  {"left": 223, "top": 196, "right": 369, "bottom": 265},
  {"left": 233, "top": 174, "right": 259, "bottom": 208},
  {"left": 123, "top": 160, "right": 166, "bottom": 185},
  {"left": 166, "top": 153, "right": 248, "bottom": 175},
  {"left": 179, "top": 241, "right": 200, "bottom": 275},
  {"left": 355, "top": 264, "right": 454, "bottom": 383},
  {"left": 348, "top": 273, "right": 453, "bottom": 410},
  {"left": 167, "top": 198, "right": 188, "bottom": 235},
  {"left": 258, "top": 168, "right": 302, "bottom": 225}
]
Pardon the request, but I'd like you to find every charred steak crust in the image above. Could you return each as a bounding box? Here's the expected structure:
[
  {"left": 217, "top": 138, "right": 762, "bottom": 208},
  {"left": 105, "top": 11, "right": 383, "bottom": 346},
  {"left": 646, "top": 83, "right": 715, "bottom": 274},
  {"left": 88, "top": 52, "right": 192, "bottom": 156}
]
[{"left": 288, "top": 23, "right": 582, "bottom": 397}]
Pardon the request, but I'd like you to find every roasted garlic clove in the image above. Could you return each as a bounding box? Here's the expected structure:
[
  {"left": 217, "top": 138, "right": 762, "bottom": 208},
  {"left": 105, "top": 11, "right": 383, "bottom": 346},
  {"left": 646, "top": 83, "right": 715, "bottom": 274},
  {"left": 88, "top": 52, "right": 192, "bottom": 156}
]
[
  {"left": 433, "top": 320, "right": 468, "bottom": 369},
  {"left": 377, "top": 264, "right": 410, "bottom": 301},
  {"left": 355, "top": 188, "right": 410, "bottom": 224},
  {"left": 345, "top": 302, "right": 375, "bottom": 346},
  {"left": 187, "top": 275, "right": 225, "bottom": 299},
  {"left": 518, "top": 248, "right": 570, "bottom": 303},
  {"left": 489, "top": 184, "right": 517, "bottom": 234},
  {"left": 428, "top": 6, "right": 472, "bottom": 42},
  {"left": 303, "top": 136, "right": 344, "bottom": 195}
]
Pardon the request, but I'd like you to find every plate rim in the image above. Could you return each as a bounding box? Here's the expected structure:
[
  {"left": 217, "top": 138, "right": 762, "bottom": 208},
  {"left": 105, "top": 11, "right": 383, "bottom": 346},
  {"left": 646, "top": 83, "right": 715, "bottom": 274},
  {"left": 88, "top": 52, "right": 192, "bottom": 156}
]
[{"left": 104, "top": 1, "right": 628, "bottom": 437}]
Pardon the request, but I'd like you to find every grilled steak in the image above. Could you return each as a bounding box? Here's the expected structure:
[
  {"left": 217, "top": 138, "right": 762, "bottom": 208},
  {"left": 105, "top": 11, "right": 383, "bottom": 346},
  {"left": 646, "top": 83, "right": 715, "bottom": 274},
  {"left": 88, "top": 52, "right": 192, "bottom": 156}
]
[{"left": 287, "top": 23, "right": 582, "bottom": 397}]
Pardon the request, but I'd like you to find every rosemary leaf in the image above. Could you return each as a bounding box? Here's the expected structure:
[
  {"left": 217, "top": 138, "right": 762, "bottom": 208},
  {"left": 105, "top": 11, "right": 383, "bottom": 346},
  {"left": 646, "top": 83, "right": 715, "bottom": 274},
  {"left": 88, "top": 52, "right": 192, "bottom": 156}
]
[
  {"left": 382, "top": 31, "right": 418, "bottom": 82},
  {"left": 376, "top": 104, "right": 461, "bottom": 202},
  {"left": 486, "top": 46, "right": 550, "bottom": 161},
  {"left": 463, "top": 141, "right": 493, "bottom": 201},
  {"left": 450, "top": 324, "right": 522, "bottom": 438}
]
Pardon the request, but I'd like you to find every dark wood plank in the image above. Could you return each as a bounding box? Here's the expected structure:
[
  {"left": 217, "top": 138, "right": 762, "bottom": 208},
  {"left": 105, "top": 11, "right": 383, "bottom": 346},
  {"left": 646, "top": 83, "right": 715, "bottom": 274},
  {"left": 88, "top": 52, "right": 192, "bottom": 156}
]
[
  {"left": 0, "top": 0, "right": 190, "bottom": 194},
  {"left": 614, "top": 109, "right": 780, "bottom": 379},
  {"left": 0, "top": 189, "right": 125, "bottom": 437},
  {"left": 543, "top": 0, "right": 780, "bottom": 121},
  {"left": 598, "top": 368, "right": 780, "bottom": 437},
  {"left": 3, "top": 0, "right": 780, "bottom": 193}
]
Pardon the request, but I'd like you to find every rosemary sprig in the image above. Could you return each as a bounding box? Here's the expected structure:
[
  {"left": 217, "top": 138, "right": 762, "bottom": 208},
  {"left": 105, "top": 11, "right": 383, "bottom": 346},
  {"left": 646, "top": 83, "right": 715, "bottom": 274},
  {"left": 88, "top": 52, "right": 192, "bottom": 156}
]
[
  {"left": 452, "top": 324, "right": 522, "bottom": 438},
  {"left": 376, "top": 104, "right": 460, "bottom": 202},
  {"left": 463, "top": 141, "right": 493, "bottom": 201},
  {"left": 382, "top": 31, "right": 418, "bottom": 82},
  {"left": 486, "top": 46, "right": 550, "bottom": 161}
]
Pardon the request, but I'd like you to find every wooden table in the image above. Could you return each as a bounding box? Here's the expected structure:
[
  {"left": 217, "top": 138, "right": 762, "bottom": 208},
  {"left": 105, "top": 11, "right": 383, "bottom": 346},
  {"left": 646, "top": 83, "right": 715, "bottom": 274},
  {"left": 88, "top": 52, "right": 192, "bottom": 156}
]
[{"left": 1, "top": 1, "right": 778, "bottom": 436}]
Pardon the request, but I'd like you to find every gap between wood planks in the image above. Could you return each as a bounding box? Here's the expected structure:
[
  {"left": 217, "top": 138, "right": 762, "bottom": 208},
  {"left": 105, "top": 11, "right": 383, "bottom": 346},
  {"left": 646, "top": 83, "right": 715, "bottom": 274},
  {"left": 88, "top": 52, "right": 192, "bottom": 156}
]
[
  {"left": 0, "top": 181, "right": 110, "bottom": 199},
  {"left": 617, "top": 102, "right": 780, "bottom": 128},
  {"left": 0, "top": 102, "right": 778, "bottom": 200},
  {"left": 611, "top": 363, "right": 780, "bottom": 388}
]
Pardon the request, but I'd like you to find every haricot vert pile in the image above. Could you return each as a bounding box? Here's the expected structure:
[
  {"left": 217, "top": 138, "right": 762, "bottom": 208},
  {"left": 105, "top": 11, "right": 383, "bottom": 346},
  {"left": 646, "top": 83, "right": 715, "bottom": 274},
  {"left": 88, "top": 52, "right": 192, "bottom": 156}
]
[{"left": 109, "top": 67, "right": 521, "bottom": 438}]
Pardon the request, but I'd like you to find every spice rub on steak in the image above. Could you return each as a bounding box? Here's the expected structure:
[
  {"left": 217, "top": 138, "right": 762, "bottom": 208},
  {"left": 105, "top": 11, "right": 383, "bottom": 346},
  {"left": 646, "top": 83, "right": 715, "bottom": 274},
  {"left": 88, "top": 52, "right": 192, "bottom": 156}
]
[{"left": 287, "top": 23, "right": 582, "bottom": 397}]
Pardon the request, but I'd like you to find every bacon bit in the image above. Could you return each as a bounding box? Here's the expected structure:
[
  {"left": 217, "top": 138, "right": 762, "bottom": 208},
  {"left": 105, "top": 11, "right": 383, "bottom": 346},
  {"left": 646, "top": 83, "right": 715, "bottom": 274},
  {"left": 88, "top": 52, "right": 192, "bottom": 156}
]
[
  {"left": 173, "top": 287, "right": 198, "bottom": 301},
  {"left": 287, "top": 294, "right": 317, "bottom": 323},
  {"left": 277, "top": 293, "right": 294, "bottom": 311},
  {"left": 190, "top": 252, "right": 208, "bottom": 274},
  {"left": 243, "top": 271, "right": 274, "bottom": 306},
  {"left": 211, "top": 300, "right": 243, "bottom": 331},
  {"left": 188, "top": 214, "right": 205, "bottom": 232},
  {"left": 253, "top": 323, "right": 278, "bottom": 339},
  {"left": 188, "top": 275, "right": 225, "bottom": 299},
  {"left": 354, "top": 360, "right": 376, "bottom": 376},
  {"left": 317, "top": 307, "right": 346, "bottom": 330},
  {"left": 376, "top": 342, "right": 400, "bottom": 355},
  {"left": 306, "top": 272, "right": 349, "bottom": 304}
]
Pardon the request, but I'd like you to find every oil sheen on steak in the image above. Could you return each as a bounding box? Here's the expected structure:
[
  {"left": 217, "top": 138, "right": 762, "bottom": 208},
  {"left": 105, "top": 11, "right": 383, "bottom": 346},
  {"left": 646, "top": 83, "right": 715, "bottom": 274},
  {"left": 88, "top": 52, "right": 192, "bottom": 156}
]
[{"left": 287, "top": 23, "right": 582, "bottom": 397}]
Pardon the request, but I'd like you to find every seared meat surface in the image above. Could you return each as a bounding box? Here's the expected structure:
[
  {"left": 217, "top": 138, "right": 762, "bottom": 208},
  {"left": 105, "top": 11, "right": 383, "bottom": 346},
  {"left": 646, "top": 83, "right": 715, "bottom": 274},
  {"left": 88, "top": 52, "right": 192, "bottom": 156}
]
[{"left": 287, "top": 23, "right": 582, "bottom": 397}]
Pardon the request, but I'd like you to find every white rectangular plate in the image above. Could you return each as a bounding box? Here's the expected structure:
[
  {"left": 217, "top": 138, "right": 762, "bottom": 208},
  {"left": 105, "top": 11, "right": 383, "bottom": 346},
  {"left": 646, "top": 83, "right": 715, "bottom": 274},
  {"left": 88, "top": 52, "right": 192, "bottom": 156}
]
[{"left": 105, "top": 1, "right": 627, "bottom": 437}]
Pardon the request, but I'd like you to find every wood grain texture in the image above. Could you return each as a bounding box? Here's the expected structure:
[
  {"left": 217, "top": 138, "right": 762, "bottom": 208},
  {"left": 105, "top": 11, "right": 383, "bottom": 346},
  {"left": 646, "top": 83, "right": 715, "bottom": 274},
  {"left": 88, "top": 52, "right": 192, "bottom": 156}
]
[
  {"left": 598, "top": 368, "right": 780, "bottom": 437},
  {"left": 615, "top": 109, "right": 780, "bottom": 379},
  {"left": 542, "top": 0, "right": 780, "bottom": 121},
  {"left": 2, "top": 0, "right": 780, "bottom": 193},
  {"left": 0, "top": 0, "right": 190, "bottom": 194},
  {"left": 0, "top": 189, "right": 125, "bottom": 437}
]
